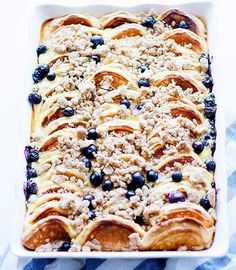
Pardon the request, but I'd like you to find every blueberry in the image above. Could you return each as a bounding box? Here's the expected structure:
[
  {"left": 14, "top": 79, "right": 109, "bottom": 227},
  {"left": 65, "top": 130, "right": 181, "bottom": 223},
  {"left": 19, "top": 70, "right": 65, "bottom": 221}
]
[
  {"left": 90, "top": 35, "right": 104, "bottom": 48},
  {"left": 200, "top": 195, "right": 212, "bottom": 210},
  {"left": 146, "top": 170, "right": 158, "bottom": 182},
  {"left": 126, "top": 190, "right": 136, "bottom": 199},
  {"left": 204, "top": 94, "right": 216, "bottom": 107},
  {"left": 178, "top": 20, "right": 188, "bottom": 29},
  {"left": 37, "top": 45, "right": 47, "bottom": 56},
  {"left": 205, "top": 159, "right": 216, "bottom": 171},
  {"left": 27, "top": 181, "right": 38, "bottom": 194},
  {"left": 83, "top": 194, "right": 95, "bottom": 209},
  {"left": 63, "top": 106, "right": 74, "bottom": 117},
  {"left": 211, "top": 181, "right": 216, "bottom": 188},
  {"left": 168, "top": 191, "right": 186, "bottom": 203},
  {"left": 88, "top": 210, "right": 96, "bottom": 220},
  {"left": 82, "top": 158, "right": 92, "bottom": 170},
  {"left": 209, "top": 127, "right": 217, "bottom": 139},
  {"left": 199, "top": 54, "right": 209, "bottom": 62},
  {"left": 27, "top": 167, "right": 37, "bottom": 179},
  {"left": 47, "top": 72, "right": 56, "bottom": 81},
  {"left": 32, "top": 64, "right": 50, "bottom": 83},
  {"left": 89, "top": 171, "right": 104, "bottom": 186},
  {"left": 83, "top": 144, "right": 97, "bottom": 159},
  {"left": 87, "top": 128, "right": 98, "bottom": 140},
  {"left": 58, "top": 241, "right": 71, "bottom": 252},
  {"left": 90, "top": 55, "right": 100, "bottom": 63},
  {"left": 171, "top": 172, "right": 183, "bottom": 182},
  {"left": 192, "top": 140, "right": 204, "bottom": 154},
  {"left": 138, "top": 79, "right": 150, "bottom": 87},
  {"left": 137, "top": 105, "right": 143, "bottom": 111},
  {"left": 25, "top": 148, "right": 39, "bottom": 163},
  {"left": 142, "top": 16, "right": 156, "bottom": 27},
  {"left": 102, "top": 180, "right": 113, "bottom": 191},
  {"left": 28, "top": 93, "right": 42, "bottom": 104},
  {"left": 131, "top": 172, "right": 145, "bottom": 189},
  {"left": 134, "top": 215, "right": 144, "bottom": 225},
  {"left": 202, "top": 76, "right": 213, "bottom": 89},
  {"left": 140, "top": 64, "right": 149, "bottom": 73},
  {"left": 204, "top": 106, "right": 216, "bottom": 120},
  {"left": 120, "top": 98, "right": 131, "bottom": 108}
]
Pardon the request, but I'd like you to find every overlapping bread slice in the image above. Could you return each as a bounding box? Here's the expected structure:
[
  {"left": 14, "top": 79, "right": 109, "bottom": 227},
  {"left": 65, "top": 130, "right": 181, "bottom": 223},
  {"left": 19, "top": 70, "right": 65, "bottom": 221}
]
[
  {"left": 158, "top": 8, "right": 206, "bottom": 37},
  {"left": 141, "top": 206, "right": 214, "bottom": 250},
  {"left": 23, "top": 193, "right": 84, "bottom": 250},
  {"left": 75, "top": 215, "right": 145, "bottom": 250},
  {"left": 100, "top": 11, "right": 140, "bottom": 28}
]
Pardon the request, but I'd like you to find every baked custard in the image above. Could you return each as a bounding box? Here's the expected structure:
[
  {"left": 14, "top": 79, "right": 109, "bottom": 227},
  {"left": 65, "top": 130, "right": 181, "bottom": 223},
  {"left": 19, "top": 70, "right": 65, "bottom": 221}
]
[{"left": 22, "top": 8, "right": 217, "bottom": 252}]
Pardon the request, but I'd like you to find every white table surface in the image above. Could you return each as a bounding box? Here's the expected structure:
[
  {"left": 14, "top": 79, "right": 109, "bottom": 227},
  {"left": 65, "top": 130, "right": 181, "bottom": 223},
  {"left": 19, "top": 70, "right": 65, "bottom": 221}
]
[{"left": 0, "top": 0, "right": 235, "bottom": 263}]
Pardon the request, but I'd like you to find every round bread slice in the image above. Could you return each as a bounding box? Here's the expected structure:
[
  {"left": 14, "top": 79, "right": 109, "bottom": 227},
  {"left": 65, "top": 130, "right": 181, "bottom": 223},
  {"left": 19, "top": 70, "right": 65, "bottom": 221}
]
[
  {"left": 141, "top": 217, "right": 213, "bottom": 250},
  {"left": 22, "top": 216, "right": 77, "bottom": 250},
  {"left": 159, "top": 28, "right": 207, "bottom": 53},
  {"left": 76, "top": 215, "right": 145, "bottom": 250},
  {"left": 151, "top": 71, "right": 208, "bottom": 95},
  {"left": 158, "top": 8, "right": 206, "bottom": 37},
  {"left": 103, "top": 23, "right": 145, "bottom": 40},
  {"left": 100, "top": 11, "right": 140, "bottom": 28}
]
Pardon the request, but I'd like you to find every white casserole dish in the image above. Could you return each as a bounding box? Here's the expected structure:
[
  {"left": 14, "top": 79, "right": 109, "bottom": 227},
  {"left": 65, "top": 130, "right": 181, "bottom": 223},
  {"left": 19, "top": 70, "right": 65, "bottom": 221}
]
[{"left": 11, "top": 0, "right": 229, "bottom": 258}]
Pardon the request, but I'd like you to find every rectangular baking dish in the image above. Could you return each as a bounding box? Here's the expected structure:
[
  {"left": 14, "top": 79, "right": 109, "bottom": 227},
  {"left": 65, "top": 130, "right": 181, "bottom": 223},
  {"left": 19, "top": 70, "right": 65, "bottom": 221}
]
[{"left": 11, "top": 0, "right": 228, "bottom": 258}]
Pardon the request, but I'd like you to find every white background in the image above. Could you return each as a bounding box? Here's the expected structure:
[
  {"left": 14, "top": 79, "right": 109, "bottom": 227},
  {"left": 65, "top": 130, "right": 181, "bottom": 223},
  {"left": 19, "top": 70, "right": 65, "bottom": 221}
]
[{"left": 0, "top": 0, "right": 235, "bottom": 258}]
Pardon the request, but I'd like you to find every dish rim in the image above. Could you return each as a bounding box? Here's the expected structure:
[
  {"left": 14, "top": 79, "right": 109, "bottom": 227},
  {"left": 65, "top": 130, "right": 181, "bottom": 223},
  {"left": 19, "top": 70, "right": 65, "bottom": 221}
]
[{"left": 11, "top": 0, "right": 229, "bottom": 258}]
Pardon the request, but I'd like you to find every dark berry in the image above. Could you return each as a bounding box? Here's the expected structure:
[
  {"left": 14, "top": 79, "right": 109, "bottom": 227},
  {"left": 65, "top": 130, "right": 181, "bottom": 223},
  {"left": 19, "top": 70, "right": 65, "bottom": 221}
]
[
  {"left": 82, "top": 158, "right": 92, "bottom": 170},
  {"left": 63, "top": 106, "right": 74, "bottom": 117},
  {"left": 178, "top": 20, "right": 188, "bottom": 29},
  {"left": 140, "top": 64, "right": 149, "bottom": 73},
  {"left": 28, "top": 93, "right": 42, "bottom": 104},
  {"left": 27, "top": 181, "right": 38, "bottom": 194},
  {"left": 146, "top": 170, "right": 158, "bottom": 182},
  {"left": 27, "top": 167, "right": 37, "bottom": 179},
  {"left": 192, "top": 140, "right": 204, "bottom": 154},
  {"left": 90, "top": 35, "right": 104, "bottom": 48},
  {"left": 200, "top": 195, "right": 212, "bottom": 210},
  {"left": 88, "top": 210, "right": 96, "bottom": 220},
  {"left": 47, "top": 72, "right": 56, "bottom": 81},
  {"left": 58, "top": 242, "right": 71, "bottom": 252},
  {"left": 204, "top": 95, "right": 216, "bottom": 107},
  {"left": 205, "top": 159, "right": 216, "bottom": 171},
  {"left": 83, "top": 144, "right": 97, "bottom": 159},
  {"left": 171, "top": 172, "right": 183, "bottom": 182},
  {"left": 134, "top": 215, "right": 144, "bottom": 225},
  {"left": 37, "top": 45, "right": 47, "bottom": 56},
  {"left": 102, "top": 180, "right": 113, "bottom": 191},
  {"left": 199, "top": 54, "right": 209, "bottom": 62},
  {"left": 90, "top": 171, "right": 104, "bottom": 186},
  {"left": 137, "top": 105, "right": 143, "bottom": 111},
  {"left": 142, "top": 16, "right": 156, "bottom": 27},
  {"left": 211, "top": 181, "right": 216, "bottom": 188},
  {"left": 90, "top": 55, "right": 100, "bottom": 63},
  {"left": 32, "top": 64, "right": 50, "bottom": 83},
  {"left": 25, "top": 148, "right": 39, "bottom": 163},
  {"left": 168, "top": 191, "right": 186, "bottom": 203},
  {"left": 138, "top": 79, "right": 150, "bottom": 87},
  {"left": 204, "top": 106, "right": 216, "bottom": 120},
  {"left": 202, "top": 76, "right": 213, "bottom": 89},
  {"left": 83, "top": 194, "right": 95, "bottom": 209},
  {"left": 209, "top": 128, "right": 217, "bottom": 139},
  {"left": 131, "top": 172, "right": 145, "bottom": 189},
  {"left": 87, "top": 128, "right": 98, "bottom": 140},
  {"left": 120, "top": 98, "right": 131, "bottom": 108},
  {"left": 126, "top": 190, "right": 136, "bottom": 199}
]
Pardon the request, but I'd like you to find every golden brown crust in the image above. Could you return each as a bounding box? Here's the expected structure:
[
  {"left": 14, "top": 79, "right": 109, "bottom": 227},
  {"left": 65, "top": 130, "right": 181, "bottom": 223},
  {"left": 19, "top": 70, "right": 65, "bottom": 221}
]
[{"left": 77, "top": 215, "right": 145, "bottom": 250}]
